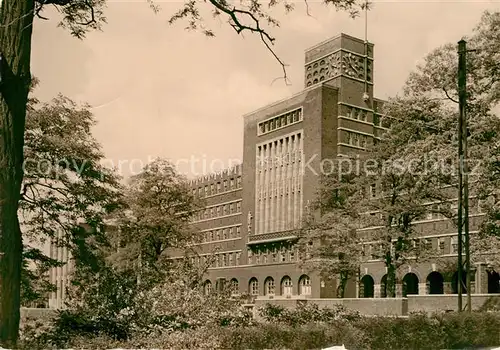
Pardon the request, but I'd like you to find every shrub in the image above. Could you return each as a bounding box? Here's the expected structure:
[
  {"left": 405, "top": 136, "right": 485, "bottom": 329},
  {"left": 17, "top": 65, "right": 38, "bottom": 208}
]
[
  {"left": 221, "top": 311, "right": 500, "bottom": 350},
  {"left": 478, "top": 296, "right": 500, "bottom": 312},
  {"left": 355, "top": 313, "right": 446, "bottom": 349},
  {"left": 18, "top": 317, "right": 57, "bottom": 350},
  {"left": 437, "top": 311, "right": 500, "bottom": 349},
  {"left": 258, "top": 302, "right": 361, "bottom": 326},
  {"left": 219, "top": 321, "right": 367, "bottom": 350}
]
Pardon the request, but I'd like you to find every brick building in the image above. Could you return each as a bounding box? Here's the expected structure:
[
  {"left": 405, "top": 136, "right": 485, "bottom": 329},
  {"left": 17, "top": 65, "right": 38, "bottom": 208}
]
[{"left": 179, "top": 33, "right": 500, "bottom": 301}]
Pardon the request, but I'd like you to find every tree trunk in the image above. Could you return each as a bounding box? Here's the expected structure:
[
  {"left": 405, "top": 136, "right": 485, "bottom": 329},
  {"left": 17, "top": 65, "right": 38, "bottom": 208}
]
[
  {"left": 336, "top": 272, "right": 348, "bottom": 298},
  {"left": 386, "top": 264, "right": 397, "bottom": 298},
  {"left": 0, "top": 0, "right": 35, "bottom": 346}
]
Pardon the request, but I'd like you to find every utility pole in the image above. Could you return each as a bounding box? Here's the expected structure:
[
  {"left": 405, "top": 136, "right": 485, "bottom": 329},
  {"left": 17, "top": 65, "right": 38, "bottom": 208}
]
[{"left": 457, "top": 39, "right": 471, "bottom": 312}]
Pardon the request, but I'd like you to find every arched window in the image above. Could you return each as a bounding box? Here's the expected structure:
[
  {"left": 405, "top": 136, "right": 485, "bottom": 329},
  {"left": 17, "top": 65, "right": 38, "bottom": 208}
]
[
  {"left": 299, "top": 275, "right": 311, "bottom": 296},
  {"left": 230, "top": 278, "right": 239, "bottom": 295},
  {"left": 359, "top": 275, "right": 374, "bottom": 298},
  {"left": 204, "top": 280, "right": 212, "bottom": 295},
  {"left": 249, "top": 277, "right": 259, "bottom": 296},
  {"left": 402, "top": 273, "right": 419, "bottom": 296},
  {"left": 281, "top": 276, "right": 293, "bottom": 296},
  {"left": 264, "top": 277, "right": 275, "bottom": 296},
  {"left": 426, "top": 271, "right": 444, "bottom": 295},
  {"left": 488, "top": 271, "right": 500, "bottom": 293}
]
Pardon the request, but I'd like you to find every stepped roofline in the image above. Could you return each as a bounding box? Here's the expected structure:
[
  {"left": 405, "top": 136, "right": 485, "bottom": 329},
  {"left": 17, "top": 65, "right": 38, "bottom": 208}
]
[
  {"left": 188, "top": 163, "right": 242, "bottom": 186},
  {"left": 304, "top": 32, "right": 371, "bottom": 53}
]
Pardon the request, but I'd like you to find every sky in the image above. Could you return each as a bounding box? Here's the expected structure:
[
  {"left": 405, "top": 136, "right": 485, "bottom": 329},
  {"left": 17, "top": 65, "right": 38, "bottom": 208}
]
[{"left": 30, "top": 0, "right": 500, "bottom": 179}]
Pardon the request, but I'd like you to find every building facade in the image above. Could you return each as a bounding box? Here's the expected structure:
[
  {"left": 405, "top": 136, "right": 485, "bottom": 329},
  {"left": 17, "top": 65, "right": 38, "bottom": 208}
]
[
  {"left": 48, "top": 229, "right": 72, "bottom": 309},
  {"left": 186, "top": 33, "right": 500, "bottom": 300}
]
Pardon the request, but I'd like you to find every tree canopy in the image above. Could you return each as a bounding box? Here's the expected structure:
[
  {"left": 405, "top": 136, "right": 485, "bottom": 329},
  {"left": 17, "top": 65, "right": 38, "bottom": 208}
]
[
  {"left": 107, "top": 158, "right": 201, "bottom": 284},
  {"left": 302, "top": 10, "right": 500, "bottom": 297},
  {"left": 0, "top": 0, "right": 367, "bottom": 343},
  {"left": 19, "top": 81, "right": 123, "bottom": 306}
]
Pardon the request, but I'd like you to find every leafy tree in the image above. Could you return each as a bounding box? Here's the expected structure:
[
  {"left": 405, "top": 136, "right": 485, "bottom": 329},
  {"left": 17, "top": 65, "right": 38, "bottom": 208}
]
[
  {"left": 310, "top": 144, "right": 449, "bottom": 297},
  {"left": 398, "top": 10, "right": 500, "bottom": 276},
  {"left": 308, "top": 11, "right": 500, "bottom": 298},
  {"left": 0, "top": 0, "right": 365, "bottom": 343},
  {"left": 299, "top": 213, "right": 365, "bottom": 298},
  {"left": 29, "top": 256, "right": 250, "bottom": 349},
  {"left": 363, "top": 99, "right": 458, "bottom": 297},
  {"left": 18, "top": 82, "right": 123, "bottom": 306},
  {"left": 108, "top": 158, "right": 201, "bottom": 284},
  {"left": 299, "top": 163, "right": 366, "bottom": 298},
  {"left": 20, "top": 246, "right": 63, "bottom": 307}
]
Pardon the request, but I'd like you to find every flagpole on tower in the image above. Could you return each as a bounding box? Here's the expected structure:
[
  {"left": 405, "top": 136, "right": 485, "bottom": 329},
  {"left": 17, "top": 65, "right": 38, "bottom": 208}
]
[
  {"left": 363, "top": 0, "right": 370, "bottom": 101},
  {"left": 365, "top": 0, "right": 368, "bottom": 43}
]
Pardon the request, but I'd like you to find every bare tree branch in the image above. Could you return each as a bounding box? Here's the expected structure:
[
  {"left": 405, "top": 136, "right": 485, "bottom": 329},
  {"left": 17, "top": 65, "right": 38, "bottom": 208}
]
[
  {"left": 304, "top": 0, "right": 312, "bottom": 17},
  {"left": 443, "top": 87, "right": 459, "bottom": 104},
  {"left": 207, "top": 0, "right": 290, "bottom": 84}
]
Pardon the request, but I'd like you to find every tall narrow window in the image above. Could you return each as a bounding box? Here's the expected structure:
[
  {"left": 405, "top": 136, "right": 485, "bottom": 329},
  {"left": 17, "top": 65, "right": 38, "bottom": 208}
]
[
  {"left": 281, "top": 276, "right": 293, "bottom": 296},
  {"left": 264, "top": 277, "right": 275, "bottom": 295},
  {"left": 230, "top": 279, "right": 239, "bottom": 295},
  {"left": 438, "top": 237, "right": 445, "bottom": 254},
  {"left": 347, "top": 132, "right": 353, "bottom": 145},
  {"left": 299, "top": 275, "right": 311, "bottom": 296},
  {"left": 204, "top": 281, "right": 212, "bottom": 295},
  {"left": 370, "top": 183, "right": 377, "bottom": 198},
  {"left": 249, "top": 278, "right": 259, "bottom": 296},
  {"left": 451, "top": 236, "right": 458, "bottom": 253}
]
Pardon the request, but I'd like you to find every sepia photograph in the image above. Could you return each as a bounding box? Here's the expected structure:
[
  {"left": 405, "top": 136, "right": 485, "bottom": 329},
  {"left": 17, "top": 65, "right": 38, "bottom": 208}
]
[{"left": 1, "top": 0, "right": 500, "bottom": 348}]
